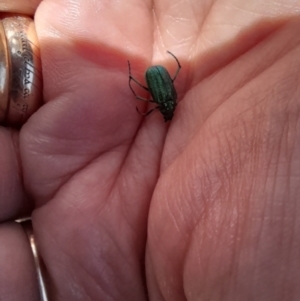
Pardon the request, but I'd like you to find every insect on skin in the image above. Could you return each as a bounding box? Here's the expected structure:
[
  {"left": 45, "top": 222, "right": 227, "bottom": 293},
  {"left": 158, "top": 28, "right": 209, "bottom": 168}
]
[{"left": 127, "top": 51, "right": 181, "bottom": 122}]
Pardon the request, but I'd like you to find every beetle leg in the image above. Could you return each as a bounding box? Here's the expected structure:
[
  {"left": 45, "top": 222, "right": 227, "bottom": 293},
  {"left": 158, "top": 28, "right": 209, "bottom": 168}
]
[
  {"left": 167, "top": 51, "right": 181, "bottom": 82},
  {"left": 129, "top": 87, "right": 154, "bottom": 102},
  {"left": 129, "top": 85, "right": 155, "bottom": 102},
  {"left": 136, "top": 97, "right": 156, "bottom": 103},
  {"left": 128, "top": 60, "right": 149, "bottom": 90},
  {"left": 136, "top": 106, "right": 159, "bottom": 117},
  {"left": 129, "top": 76, "right": 149, "bottom": 91},
  {"left": 128, "top": 60, "right": 154, "bottom": 102},
  {"left": 129, "top": 78, "right": 151, "bottom": 102}
]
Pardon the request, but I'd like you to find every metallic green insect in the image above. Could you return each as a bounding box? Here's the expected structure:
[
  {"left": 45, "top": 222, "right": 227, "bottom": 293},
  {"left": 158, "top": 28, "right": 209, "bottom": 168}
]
[{"left": 128, "top": 51, "right": 181, "bottom": 122}]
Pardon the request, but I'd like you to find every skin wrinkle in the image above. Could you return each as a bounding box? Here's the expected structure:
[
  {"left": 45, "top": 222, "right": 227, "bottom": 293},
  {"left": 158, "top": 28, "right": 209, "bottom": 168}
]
[
  {"left": 206, "top": 60, "right": 298, "bottom": 178},
  {"left": 153, "top": 0, "right": 201, "bottom": 55},
  {"left": 227, "top": 2, "right": 263, "bottom": 17},
  {"left": 238, "top": 148, "right": 255, "bottom": 264},
  {"left": 176, "top": 165, "right": 194, "bottom": 225},
  {"left": 183, "top": 233, "right": 202, "bottom": 301},
  {"left": 69, "top": 221, "right": 136, "bottom": 300},
  {"left": 152, "top": 178, "right": 191, "bottom": 300},
  {"left": 99, "top": 231, "right": 142, "bottom": 298},
  {"left": 166, "top": 202, "right": 187, "bottom": 300},
  {"left": 118, "top": 170, "right": 147, "bottom": 228},
  {"left": 9, "top": 129, "right": 22, "bottom": 176},
  {"left": 182, "top": 133, "right": 240, "bottom": 298},
  {"left": 117, "top": 121, "right": 164, "bottom": 230},
  {"left": 232, "top": 149, "right": 258, "bottom": 296},
  {"left": 180, "top": 60, "right": 300, "bottom": 296},
  {"left": 146, "top": 255, "right": 165, "bottom": 301},
  {"left": 120, "top": 191, "right": 146, "bottom": 240},
  {"left": 167, "top": 195, "right": 183, "bottom": 235},
  {"left": 187, "top": 0, "right": 204, "bottom": 33},
  {"left": 288, "top": 189, "right": 300, "bottom": 295},
  {"left": 23, "top": 82, "right": 146, "bottom": 200},
  {"left": 281, "top": 198, "right": 294, "bottom": 300},
  {"left": 217, "top": 129, "right": 236, "bottom": 185},
  {"left": 196, "top": 223, "right": 209, "bottom": 297},
  {"left": 104, "top": 125, "right": 164, "bottom": 299},
  {"left": 240, "top": 190, "right": 255, "bottom": 298},
  {"left": 45, "top": 149, "right": 120, "bottom": 203},
  {"left": 0, "top": 130, "right": 27, "bottom": 218},
  {"left": 182, "top": 158, "right": 205, "bottom": 225},
  {"left": 196, "top": 153, "right": 221, "bottom": 204},
  {"left": 192, "top": 0, "right": 217, "bottom": 48},
  {"left": 152, "top": 250, "right": 169, "bottom": 300},
  {"left": 223, "top": 199, "right": 239, "bottom": 299},
  {"left": 278, "top": 114, "right": 291, "bottom": 244},
  {"left": 161, "top": 185, "right": 191, "bottom": 300},
  {"left": 183, "top": 59, "right": 289, "bottom": 172},
  {"left": 88, "top": 136, "right": 138, "bottom": 201},
  {"left": 74, "top": 180, "right": 113, "bottom": 218},
  {"left": 66, "top": 256, "right": 113, "bottom": 301},
  {"left": 194, "top": 20, "right": 298, "bottom": 104},
  {"left": 268, "top": 116, "right": 285, "bottom": 215},
  {"left": 178, "top": 14, "right": 298, "bottom": 301},
  {"left": 165, "top": 3, "right": 198, "bottom": 47},
  {"left": 228, "top": 184, "right": 242, "bottom": 300},
  {"left": 256, "top": 140, "right": 282, "bottom": 296},
  {"left": 39, "top": 169, "right": 148, "bottom": 298},
  {"left": 33, "top": 222, "right": 81, "bottom": 298},
  {"left": 251, "top": 127, "right": 278, "bottom": 294},
  {"left": 273, "top": 1, "right": 300, "bottom": 11},
  {"left": 152, "top": 8, "right": 163, "bottom": 55},
  {"left": 119, "top": 198, "right": 148, "bottom": 277},
  {"left": 217, "top": 211, "right": 234, "bottom": 300},
  {"left": 43, "top": 215, "right": 106, "bottom": 300},
  {"left": 234, "top": 206, "right": 250, "bottom": 301},
  {"left": 187, "top": 155, "right": 215, "bottom": 222},
  {"left": 278, "top": 113, "right": 298, "bottom": 297},
  {"left": 165, "top": 27, "right": 177, "bottom": 42}
]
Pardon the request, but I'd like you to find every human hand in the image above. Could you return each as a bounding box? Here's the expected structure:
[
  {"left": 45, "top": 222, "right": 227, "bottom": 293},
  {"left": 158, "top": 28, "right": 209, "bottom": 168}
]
[{"left": 1, "top": 0, "right": 300, "bottom": 300}]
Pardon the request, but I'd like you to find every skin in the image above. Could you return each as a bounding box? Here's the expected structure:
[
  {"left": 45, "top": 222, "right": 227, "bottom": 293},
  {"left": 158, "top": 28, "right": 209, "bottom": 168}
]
[{"left": 1, "top": 0, "right": 300, "bottom": 300}]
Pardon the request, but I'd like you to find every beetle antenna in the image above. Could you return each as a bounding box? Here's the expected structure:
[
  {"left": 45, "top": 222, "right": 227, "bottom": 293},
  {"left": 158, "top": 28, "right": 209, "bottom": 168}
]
[{"left": 167, "top": 51, "right": 181, "bottom": 82}]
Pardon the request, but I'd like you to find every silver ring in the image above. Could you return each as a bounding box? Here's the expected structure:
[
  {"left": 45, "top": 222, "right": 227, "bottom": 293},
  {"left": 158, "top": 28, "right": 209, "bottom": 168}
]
[
  {"left": 0, "top": 16, "right": 43, "bottom": 126},
  {"left": 20, "top": 219, "right": 49, "bottom": 301}
]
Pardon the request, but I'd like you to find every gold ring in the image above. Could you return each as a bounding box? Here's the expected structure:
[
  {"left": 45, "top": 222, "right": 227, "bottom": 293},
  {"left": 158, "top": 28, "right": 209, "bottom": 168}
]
[
  {"left": 0, "top": 16, "right": 43, "bottom": 127},
  {"left": 20, "top": 219, "right": 49, "bottom": 301}
]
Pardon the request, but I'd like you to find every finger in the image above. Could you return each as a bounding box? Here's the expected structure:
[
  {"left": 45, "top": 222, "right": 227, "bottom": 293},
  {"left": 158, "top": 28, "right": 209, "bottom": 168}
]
[
  {"left": 0, "top": 129, "right": 31, "bottom": 222},
  {"left": 19, "top": 0, "right": 160, "bottom": 300},
  {"left": 0, "top": 0, "right": 41, "bottom": 15},
  {"left": 21, "top": 0, "right": 154, "bottom": 204},
  {"left": 0, "top": 222, "right": 40, "bottom": 301}
]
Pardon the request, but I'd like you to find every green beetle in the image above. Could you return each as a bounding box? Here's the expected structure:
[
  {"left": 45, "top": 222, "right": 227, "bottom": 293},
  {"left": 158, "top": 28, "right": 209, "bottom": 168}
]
[{"left": 128, "top": 51, "right": 181, "bottom": 122}]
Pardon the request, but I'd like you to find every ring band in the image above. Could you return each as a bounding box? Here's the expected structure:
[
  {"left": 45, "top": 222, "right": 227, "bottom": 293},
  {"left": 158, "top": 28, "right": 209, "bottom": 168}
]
[
  {"left": 20, "top": 219, "right": 49, "bottom": 301},
  {"left": 0, "top": 16, "right": 43, "bottom": 126}
]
